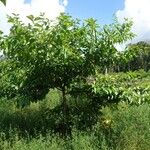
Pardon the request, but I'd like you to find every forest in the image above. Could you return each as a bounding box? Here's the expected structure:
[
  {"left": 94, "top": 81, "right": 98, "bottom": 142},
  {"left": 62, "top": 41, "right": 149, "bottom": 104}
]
[{"left": 0, "top": 13, "right": 150, "bottom": 149}]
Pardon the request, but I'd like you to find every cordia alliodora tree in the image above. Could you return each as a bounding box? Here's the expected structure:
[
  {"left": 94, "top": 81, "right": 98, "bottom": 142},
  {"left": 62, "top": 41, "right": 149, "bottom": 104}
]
[
  {"left": 0, "top": 13, "right": 134, "bottom": 132},
  {"left": 1, "top": 13, "right": 134, "bottom": 101}
]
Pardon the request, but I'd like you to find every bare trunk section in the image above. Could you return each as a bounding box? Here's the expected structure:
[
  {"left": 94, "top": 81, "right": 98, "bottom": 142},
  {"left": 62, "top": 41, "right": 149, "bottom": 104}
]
[
  {"left": 104, "top": 66, "right": 108, "bottom": 75},
  {"left": 61, "top": 86, "right": 71, "bottom": 136}
]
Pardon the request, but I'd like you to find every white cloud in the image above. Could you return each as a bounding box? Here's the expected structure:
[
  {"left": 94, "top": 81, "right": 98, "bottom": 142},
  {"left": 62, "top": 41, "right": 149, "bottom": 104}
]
[
  {"left": 116, "top": 0, "right": 150, "bottom": 43},
  {"left": 0, "top": 0, "right": 68, "bottom": 34}
]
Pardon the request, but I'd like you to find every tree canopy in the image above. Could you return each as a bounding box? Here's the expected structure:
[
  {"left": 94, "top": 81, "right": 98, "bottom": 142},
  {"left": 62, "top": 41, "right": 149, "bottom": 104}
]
[{"left": 0, "top": 13, "right": 134, "bottom": 102}]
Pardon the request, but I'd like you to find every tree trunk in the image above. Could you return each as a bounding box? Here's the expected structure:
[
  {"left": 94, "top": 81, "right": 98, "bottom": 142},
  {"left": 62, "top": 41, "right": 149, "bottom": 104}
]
[
  {"left": 61, "top": 86, "right": 70, "bottom": 136},
  {"left": 104, "top": 66, "right": 108, "bottom": 75},
  {"left": 62, "top": 87, "right": 67, "bottom": 119}
]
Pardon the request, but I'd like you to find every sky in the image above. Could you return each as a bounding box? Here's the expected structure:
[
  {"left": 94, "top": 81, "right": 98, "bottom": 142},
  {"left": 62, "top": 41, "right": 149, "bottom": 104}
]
[
  {"left": 66, "top": 0, "right": 124, "bottom": 25},
  {"left": 0, "top": 0, "right": 150, "bottom": 47}
]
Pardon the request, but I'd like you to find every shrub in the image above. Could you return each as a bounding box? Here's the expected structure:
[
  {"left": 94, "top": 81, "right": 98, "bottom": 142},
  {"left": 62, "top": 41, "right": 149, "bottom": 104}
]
[{"left": 94, "top": 103, "right": 150, "bottom": 150}]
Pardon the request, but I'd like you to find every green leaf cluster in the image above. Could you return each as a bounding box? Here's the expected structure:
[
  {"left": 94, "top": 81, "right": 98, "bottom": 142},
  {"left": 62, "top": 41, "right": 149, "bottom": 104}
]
[{"left": 92, "top": 71, "right": 150, "bottom": 105}]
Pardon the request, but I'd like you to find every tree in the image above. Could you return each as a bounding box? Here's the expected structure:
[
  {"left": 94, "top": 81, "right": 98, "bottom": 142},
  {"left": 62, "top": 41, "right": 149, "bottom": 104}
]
[
  {"left": 0, "top": 13, "right": 134, "bottom": 134},
  {"left": 0, "top": 13, "right": 134, "bottom": 103},
  {"left": 121, "top": 41, "right": 150, "bottom": 71}
]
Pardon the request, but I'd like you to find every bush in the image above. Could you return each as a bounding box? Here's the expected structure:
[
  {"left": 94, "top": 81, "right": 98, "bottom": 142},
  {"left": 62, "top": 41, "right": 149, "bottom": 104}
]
[
  {"left": 94, "top": 103, "right": 150, "bottom": 150},
  {"left": 93, "top": 71, "right": 150, "bottom": 105}
]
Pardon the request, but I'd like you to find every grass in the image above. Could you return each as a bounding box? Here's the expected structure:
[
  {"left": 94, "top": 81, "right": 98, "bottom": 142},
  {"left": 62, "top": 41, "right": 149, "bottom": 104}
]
[{"left": 0, "top": 99, "right": 149, "bottom": 150}]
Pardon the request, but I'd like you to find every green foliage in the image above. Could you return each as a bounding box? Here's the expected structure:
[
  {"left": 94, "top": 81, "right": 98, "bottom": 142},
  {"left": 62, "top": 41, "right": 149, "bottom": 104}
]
[
  {"left": 0, "top": 0, "right": 6, "bottom": 5},
  {"left": 98, "top": 18, "right": 134, "bottom": 73},
  {"left": 0, "top": 59, "right": 26, "bottom": 99},
  {"left": 118, "top": 41, "right": 150, "bottom": 72},
  {"left": 0, "top": 13, "right": 134, "bottom": 103},
  {"left": 92, "top": 71, "right": 150, "bottom": 105}
]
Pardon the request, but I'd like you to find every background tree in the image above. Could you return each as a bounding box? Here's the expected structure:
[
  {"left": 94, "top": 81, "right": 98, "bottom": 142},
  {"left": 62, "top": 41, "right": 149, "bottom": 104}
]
[{"left": 125, "top": 41, "right": 150, "bottom": 71}]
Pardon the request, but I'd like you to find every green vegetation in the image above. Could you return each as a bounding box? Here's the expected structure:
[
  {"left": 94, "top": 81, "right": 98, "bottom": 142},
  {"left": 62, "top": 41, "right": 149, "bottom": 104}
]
[
  {"left": 0, "top": 87, "right": 149, "bottom": 149},
  {"left": 0, "top": 13, "right": 150, "bottom": 149},
  {"left": 0, "top": 0, "right": 6, "bottom": 5}
]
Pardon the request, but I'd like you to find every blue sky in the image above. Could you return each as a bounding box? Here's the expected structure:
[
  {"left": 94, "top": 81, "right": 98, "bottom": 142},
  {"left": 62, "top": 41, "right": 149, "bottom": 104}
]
[{"left": 66, "top": 0, "right": 124, "bottom": 25}]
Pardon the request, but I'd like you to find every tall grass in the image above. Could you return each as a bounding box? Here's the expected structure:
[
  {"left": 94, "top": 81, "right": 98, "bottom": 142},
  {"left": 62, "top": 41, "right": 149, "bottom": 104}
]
[{"left": 0, "top": 97, "right": 150, "bottom": 149}]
